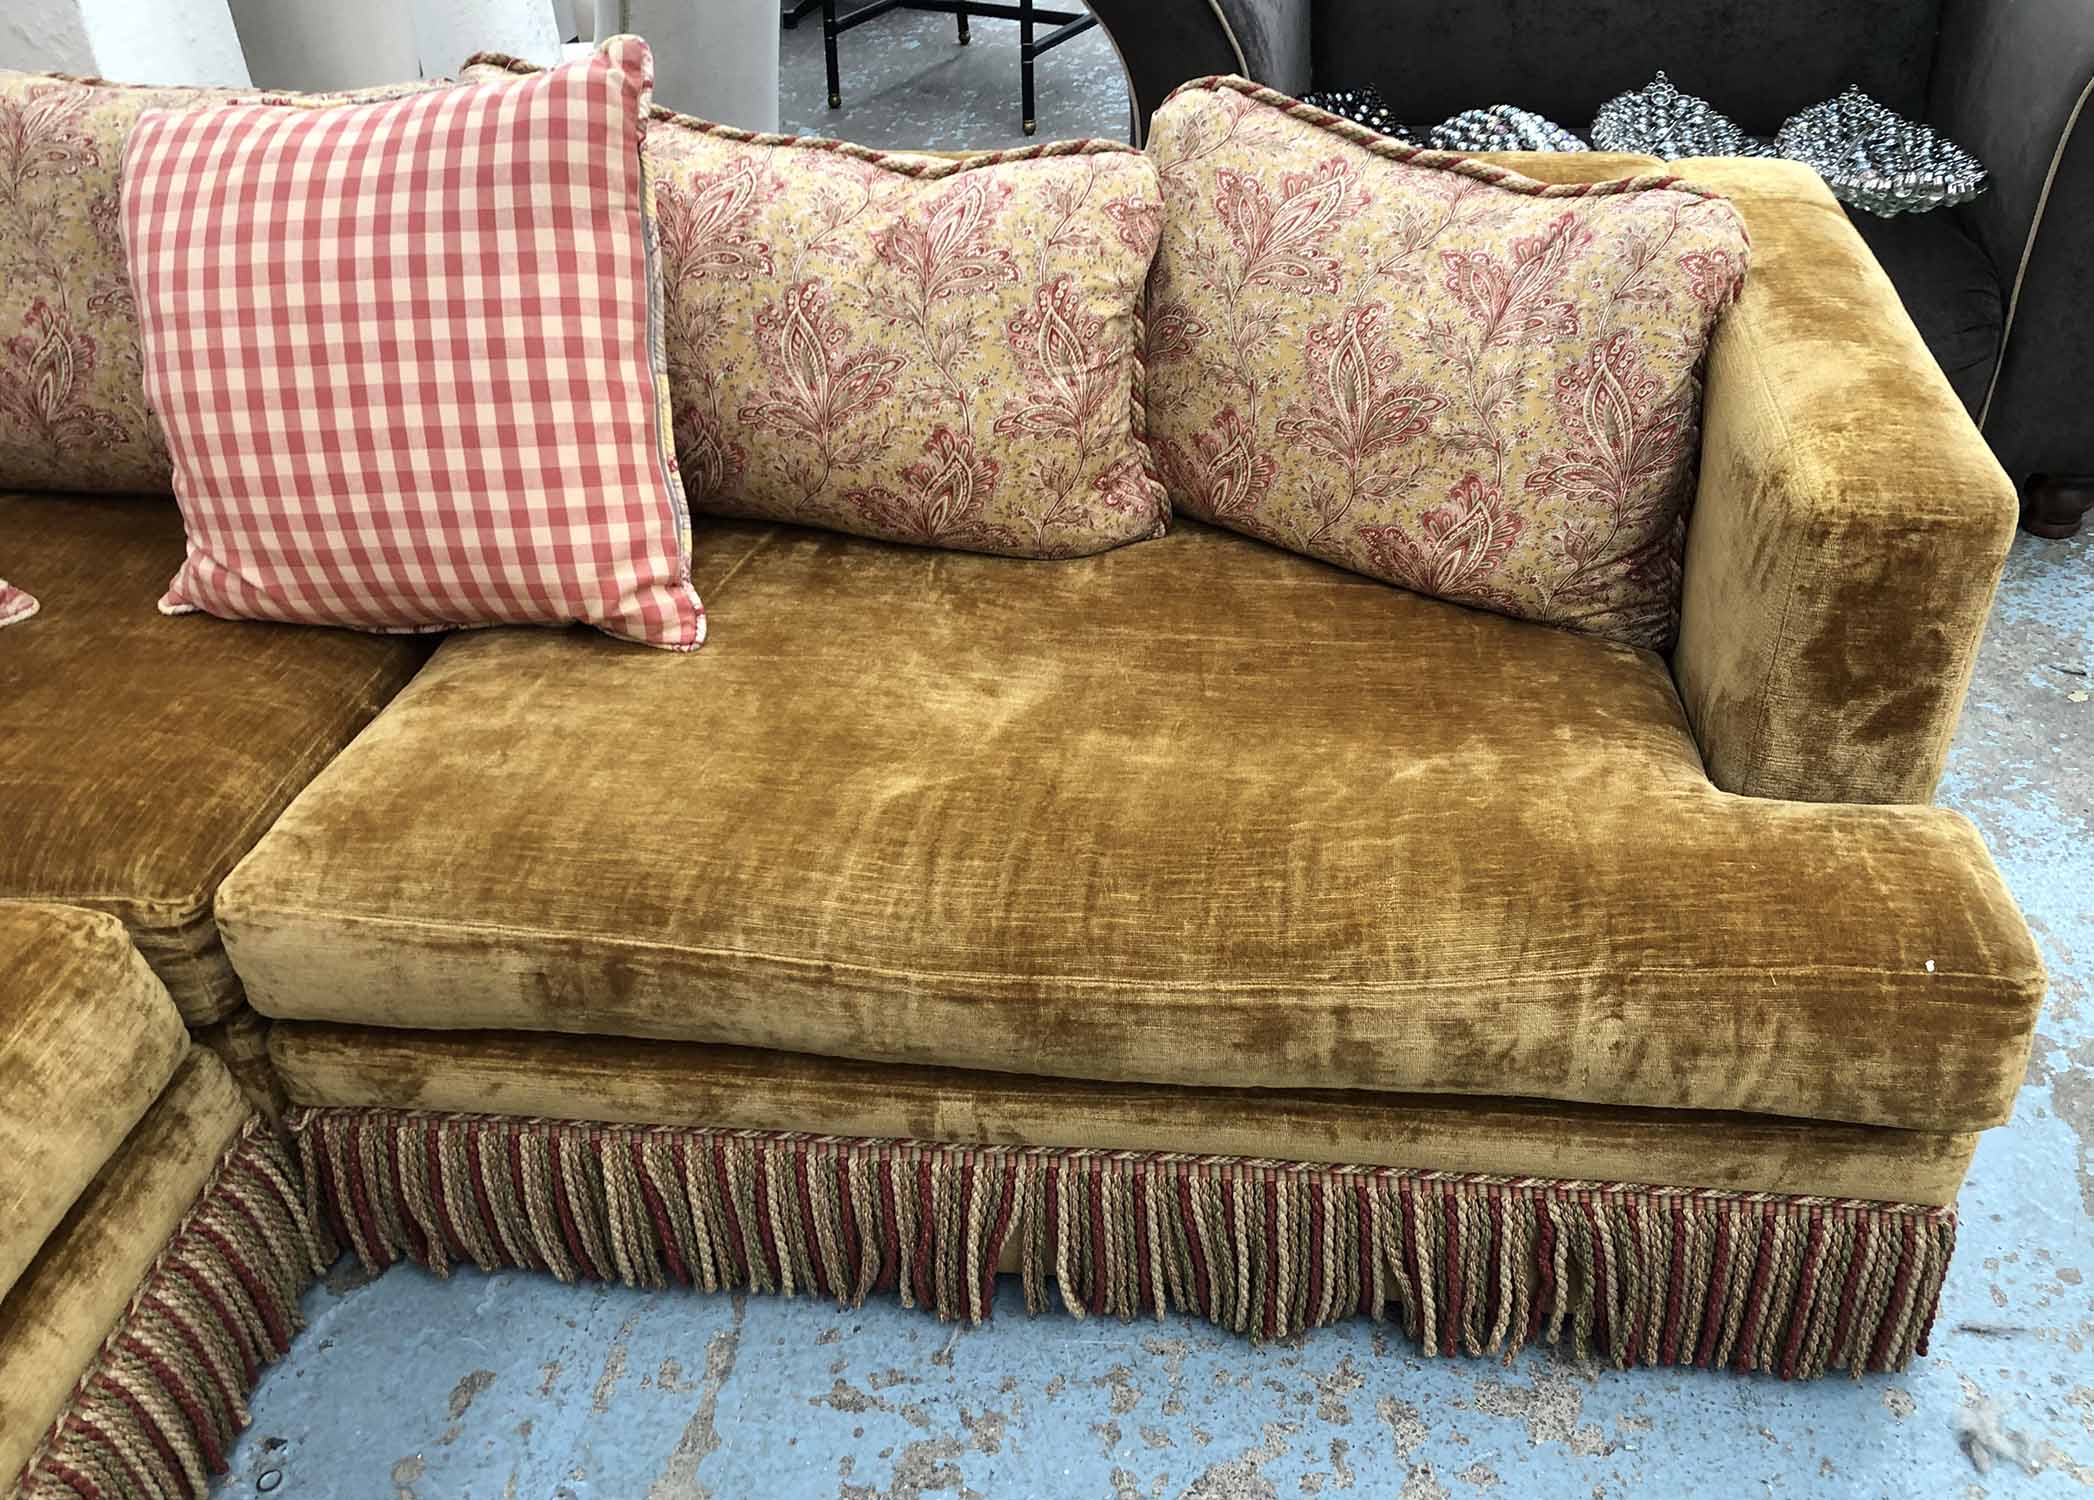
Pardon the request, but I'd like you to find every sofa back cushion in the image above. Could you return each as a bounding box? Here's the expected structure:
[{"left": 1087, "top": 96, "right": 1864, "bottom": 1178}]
[
  {"left": 120, "top": 38, "right": 703, "bottom": 649},
  {"left": 1144, "top": 77, "right": 1747, "bottom": 651},
  {"left": 464, "top": 53, "right": 1169, "bottom": 560},
  {"left": 0, "top": 70, "right": 444, "bottom": 497},
  {"left": 1308, "top": 0, "right": 1942, "bottom": 135}
]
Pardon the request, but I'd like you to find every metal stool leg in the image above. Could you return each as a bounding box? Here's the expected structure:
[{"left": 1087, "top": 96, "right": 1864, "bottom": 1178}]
[
  {"left": 1020, "top": 0, "right": 1036, "bottom": 134},
  {"left": 824, "top": 0, "right": 842, "bottom": 108}
]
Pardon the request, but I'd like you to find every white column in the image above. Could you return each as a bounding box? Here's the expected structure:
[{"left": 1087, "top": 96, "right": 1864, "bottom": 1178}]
[
  {"left": 229, "top": 0, "right": 422, "bottom": 90},
  {"left": 0, "top": 0, "right": 97, "bottom": 75},
  {"left": 1, "top": 0, "right": 249, "bottom": 86},
  {"left": 597, "top": 0, "right": 779, "bottom": 131},
  {"left": 414, "top": 0, "right": 563, "bottom": 79}
]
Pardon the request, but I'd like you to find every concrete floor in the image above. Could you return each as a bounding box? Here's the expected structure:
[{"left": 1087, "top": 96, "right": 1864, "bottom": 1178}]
[
  {"left": 777, "top": 1, "right": 1132, "bottom": 148},
  {"left": 219, "top": 21, "right": 2094, "bottom": 1498}
]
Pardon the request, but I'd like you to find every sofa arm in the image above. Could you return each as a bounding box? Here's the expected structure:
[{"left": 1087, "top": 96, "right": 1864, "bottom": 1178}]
[
  {"left": 1086, "top": 0, "right": 1311, "bottom": 142},
  {"left": 1670, "top": 159, "right": 2019, "bottom": 806},
  {"left": 1930, "top": 0, "right": 2094, "bottom": 479}
]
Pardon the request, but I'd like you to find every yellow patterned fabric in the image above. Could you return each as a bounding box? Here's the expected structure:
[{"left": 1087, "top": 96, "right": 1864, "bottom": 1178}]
[
  {"left": 1144, "top": 78, "right": 1750, "bottom": 650},
  {"left": 0, "top": 71, "right": 442, "bottom": 495},
  {"left": 464, "top": 54, "right": 1168, "bottom": 559}
]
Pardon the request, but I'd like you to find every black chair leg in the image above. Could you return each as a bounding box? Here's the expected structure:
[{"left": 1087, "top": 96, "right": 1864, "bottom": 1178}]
[
  {"left": 1020, "top": 0, "right": 1036, "bottom": 134},
  {"left": 957, "top": 8, "right": 969, "bottom": 44},
  {"left": 823, "top": 0, "right": 842, "bottom": 108}
]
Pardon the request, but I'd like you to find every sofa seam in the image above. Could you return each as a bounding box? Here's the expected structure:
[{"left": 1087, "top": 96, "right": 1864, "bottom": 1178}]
[{"left": 1725, "top": 293, "right": 1810, "bottom": 801}]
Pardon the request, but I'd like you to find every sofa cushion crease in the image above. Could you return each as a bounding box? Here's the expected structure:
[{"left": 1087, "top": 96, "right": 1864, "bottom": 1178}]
[
  {"left": 0, "top": 904, "right": 187, "bottom": 1306},
  {"left": 0, "top": 493, "right": 436, "bottom": 1022}
]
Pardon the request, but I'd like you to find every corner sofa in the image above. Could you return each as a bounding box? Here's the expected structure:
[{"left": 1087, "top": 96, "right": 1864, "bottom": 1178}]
[
  {"left": 1085, "top": 0, "right": 2094, "bottom": 537},
  {"left": 0, "top": 61, "right": 2053, "bottom": 1495}
]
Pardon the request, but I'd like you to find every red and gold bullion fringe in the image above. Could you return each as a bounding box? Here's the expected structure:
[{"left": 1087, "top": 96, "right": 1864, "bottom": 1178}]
[
  {"left": 13, "top": 1121, "right": 332, "bottom": 1500},
  {"left": 291, "top": 1108, "right": 1955, "bottom": 1380}
]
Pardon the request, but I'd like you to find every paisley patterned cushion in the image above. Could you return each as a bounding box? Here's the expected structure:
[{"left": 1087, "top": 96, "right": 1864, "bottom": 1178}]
[
  {"left": 465, "top": 54, "right": 1168, "bottom": 560},
  {"left": 1144, "top": 78, "right": 1750, "bottom": 651},
  {"left": 0, "top": 71, "right": 443, "bottom": 497}
]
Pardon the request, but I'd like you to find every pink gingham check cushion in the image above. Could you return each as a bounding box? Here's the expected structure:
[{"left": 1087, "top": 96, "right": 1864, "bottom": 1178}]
[{"left": 120, "top": 36, "right": 704, "bottom": 650}]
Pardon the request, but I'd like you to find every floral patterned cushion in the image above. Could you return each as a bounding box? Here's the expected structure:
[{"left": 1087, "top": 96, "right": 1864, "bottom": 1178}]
[
  {"left": 464, "top": 54, "right": 1169, "bottom": 559},
  {"left": 0, "top": 71, "right": 443, "bottom": 497},
  {"left": 0, "top": 577, "right": 36, "bottom": 625},
  {"left": 1144, "top": 78, "right": 1750, "bottom": 650}
]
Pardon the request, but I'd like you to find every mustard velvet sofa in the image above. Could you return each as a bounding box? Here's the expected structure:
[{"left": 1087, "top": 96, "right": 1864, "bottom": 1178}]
[
  {"left": 1, "top": 905, "right": 325, "bottom": 1498},
  {"left": 0, "top": 145, "right": 2046, "bottom": 1437}
]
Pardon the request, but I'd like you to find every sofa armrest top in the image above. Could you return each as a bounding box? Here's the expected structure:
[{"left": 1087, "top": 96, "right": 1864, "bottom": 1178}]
[{"left": 1670, "top": 158, "right": 2019, "bottom": 805}]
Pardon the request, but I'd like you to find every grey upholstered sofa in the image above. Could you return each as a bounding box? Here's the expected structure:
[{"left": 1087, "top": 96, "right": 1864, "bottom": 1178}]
[{"left": 1086, "top": 0, "right": 2094, "bottom": 537}]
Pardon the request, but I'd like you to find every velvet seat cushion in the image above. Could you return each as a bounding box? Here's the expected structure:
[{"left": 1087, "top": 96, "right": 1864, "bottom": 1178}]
[
  {"left": 0, "top": 904, "right": 186, "bottom": 1305},
  {"left": 221, "top": 519, "right": 2043, "bottom": 1135},
  {"left": 0, "top": 494, "right": 435, "bottom": 1021}
]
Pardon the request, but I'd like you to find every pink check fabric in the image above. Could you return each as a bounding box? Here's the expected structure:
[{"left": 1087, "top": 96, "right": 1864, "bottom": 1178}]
[
  {"left": 120, "top": 37, "right": 704, "bottom": 649},
  {"left": 0, "top": 578, "right": 36, "bottom": 627}
]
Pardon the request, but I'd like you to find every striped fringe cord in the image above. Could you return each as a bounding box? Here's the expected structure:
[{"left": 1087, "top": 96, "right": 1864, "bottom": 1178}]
[
  {"left": 13, "top": 1120, "right": 333, "bottom": 1500},
  {"left": 290, "top": 1108, "right": 1955, "bottom": 1381}
]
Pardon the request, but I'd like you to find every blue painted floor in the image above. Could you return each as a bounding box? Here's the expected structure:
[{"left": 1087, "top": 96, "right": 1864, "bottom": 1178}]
[
  {"left": 214, "top": 28, "right": 2094, "bottom": 1492},
  {"left": 216, "top": 537, "right": 2093, "bottom": 1499}
]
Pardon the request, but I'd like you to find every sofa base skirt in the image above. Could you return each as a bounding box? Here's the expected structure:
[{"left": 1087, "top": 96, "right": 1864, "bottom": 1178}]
[{"left": 288, "top": 1104, "right": 1954, "bottom": 1380}]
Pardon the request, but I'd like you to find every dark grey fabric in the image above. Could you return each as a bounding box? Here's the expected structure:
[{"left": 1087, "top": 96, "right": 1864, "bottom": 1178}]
[
  {"left": 1212, "top": 0, "right": 1313, "bottom": 97},
  {"left": 1307, "top": 0, "right": 1942, "bottom": 135},
  {"left": 1085, "top": 0, "right": 1262, "bottom": 142},
  {"left": 1930, "top": 0, "right": 2094, "bottom": 478},
  {"left": 1847, "top": 210, "right": 2003, "bottom": 417}
]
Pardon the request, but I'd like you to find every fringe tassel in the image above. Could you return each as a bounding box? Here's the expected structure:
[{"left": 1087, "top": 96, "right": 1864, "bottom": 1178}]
[
  {"left": 291, "top": 1108, "right": 1955, "bottom": 1380},
  {"left": 13, "top": 1119, "right": 333, "bottom": 1500}
]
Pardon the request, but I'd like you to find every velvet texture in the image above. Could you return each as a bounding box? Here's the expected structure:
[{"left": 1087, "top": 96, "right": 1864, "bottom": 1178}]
[
  {"left": 0, "top": 1052, "right": 249, "bottom": 1486},
  {"left": 0, "top": 494, "right": 435, "bottom": 1022},
  {"left": 270, "top": 1023, "right": 1980, "bottom": 1206},
  {"left": 0, "top": 905, "right": 186, "bottom": 1304},
  {"left": 1663, "top": 159, "right": 2022, "bottom": 806},
  {"left": 189, "top": 1006, "right": 287, "bottom": 1120},
  {"left": 222, "top": 519, "right": 2043, "bottom": 1135}
]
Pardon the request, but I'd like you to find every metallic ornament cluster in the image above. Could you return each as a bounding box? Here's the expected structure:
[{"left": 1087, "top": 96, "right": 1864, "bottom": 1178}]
[
  {"left": 1300, "top": 86, "right": 1417, "bottom": 143},
  {"left": 1301, "top": 75, "right": 1988, "bottom": 215},
  {"left": 1590, "top": 71, "right": 1772, "bottom": 160},
  {"left": 1427, "top": 104, "right": 1589, "bottom": 153},
  {"left": 1775, "top": 86, "right": 1989, "bottom": 216}
]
